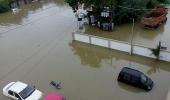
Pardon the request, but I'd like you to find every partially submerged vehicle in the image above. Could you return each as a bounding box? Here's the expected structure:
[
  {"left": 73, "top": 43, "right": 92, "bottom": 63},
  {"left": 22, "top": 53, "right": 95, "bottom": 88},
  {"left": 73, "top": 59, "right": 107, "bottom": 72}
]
[
  {"left": 118, "top": 67, "right": 154, "bottom": 91},
  {"left": 141, "top": 8, "right": 168, "bottom": 29},
  {"left": 3, "top": 81, "right": 42, "bottom": 100}
]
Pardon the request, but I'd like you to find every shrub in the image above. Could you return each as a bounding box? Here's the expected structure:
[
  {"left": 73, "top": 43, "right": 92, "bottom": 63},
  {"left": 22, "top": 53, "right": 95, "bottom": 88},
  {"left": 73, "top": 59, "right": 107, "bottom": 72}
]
[{"left": 0, "top": 0, "right": 13, "bottom": 13}]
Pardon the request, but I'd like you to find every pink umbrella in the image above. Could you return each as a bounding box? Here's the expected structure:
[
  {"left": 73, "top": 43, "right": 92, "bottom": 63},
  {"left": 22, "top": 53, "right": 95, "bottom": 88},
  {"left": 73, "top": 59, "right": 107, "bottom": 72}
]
[{"left": 44, "top": 93, "right": 64, "bottom": 100}]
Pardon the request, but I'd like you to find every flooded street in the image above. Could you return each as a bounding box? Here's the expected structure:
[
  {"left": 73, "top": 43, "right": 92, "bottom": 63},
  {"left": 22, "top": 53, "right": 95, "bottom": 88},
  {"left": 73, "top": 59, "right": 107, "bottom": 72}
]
[
  {"left": 84, "top": 10, "right": 170, "bottom": 51},
  {"left": 0, "top": 0, "right": 170, "bottom": 100}
]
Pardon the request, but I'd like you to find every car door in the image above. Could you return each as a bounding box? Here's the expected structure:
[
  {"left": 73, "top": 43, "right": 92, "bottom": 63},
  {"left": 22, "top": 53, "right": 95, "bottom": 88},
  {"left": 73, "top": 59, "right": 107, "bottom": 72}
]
[
  {"left": 8, "top": 90, "right": 16, "bottom": 99},
  {"left": 123, "top": 74, "right": 131, "bottom": 84},
  {"left": 131, "top": 76, "right": 139, "bottom": 86}
]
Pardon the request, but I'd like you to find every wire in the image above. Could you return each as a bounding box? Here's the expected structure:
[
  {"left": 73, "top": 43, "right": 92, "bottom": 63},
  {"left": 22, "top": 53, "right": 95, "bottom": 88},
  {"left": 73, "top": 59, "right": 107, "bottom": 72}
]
[
  {"left": 118, "top": 5, "right": 151, "bottom": 11},
  {"left": 118, "top": 5, "right": 169, "bottom": 11}
]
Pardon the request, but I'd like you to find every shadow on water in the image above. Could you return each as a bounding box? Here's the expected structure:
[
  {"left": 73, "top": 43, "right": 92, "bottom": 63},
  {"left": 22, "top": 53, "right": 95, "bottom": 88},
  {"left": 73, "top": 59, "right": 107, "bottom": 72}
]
[
  {"left": 69, "top": 41, "right": 170, "bottom": 73},
  {"left": 117, "top": 82, "right": 145, "bottom": 93}
]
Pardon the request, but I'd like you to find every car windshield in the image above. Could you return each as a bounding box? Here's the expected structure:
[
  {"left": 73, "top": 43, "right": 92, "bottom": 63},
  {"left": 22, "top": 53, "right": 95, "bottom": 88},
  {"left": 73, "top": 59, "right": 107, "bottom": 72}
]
[
  {"left": 19, "top": 85, "right": 35, "bottom": 99},
  {"left": 140, "top": 75, "right": 147, "bottom": 83}
]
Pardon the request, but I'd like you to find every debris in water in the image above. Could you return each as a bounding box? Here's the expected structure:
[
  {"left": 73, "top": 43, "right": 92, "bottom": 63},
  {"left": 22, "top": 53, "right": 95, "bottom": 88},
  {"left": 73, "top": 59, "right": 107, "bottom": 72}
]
[{"left": 50, "top": 81, "right": 62, "bottom": 89}]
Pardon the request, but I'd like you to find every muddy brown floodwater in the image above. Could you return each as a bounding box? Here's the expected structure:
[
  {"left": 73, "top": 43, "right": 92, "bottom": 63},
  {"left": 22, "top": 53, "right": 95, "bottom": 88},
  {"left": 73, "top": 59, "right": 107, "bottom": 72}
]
[
  {"left": 0, "top": 0, "right": 170, "bottom": 100},
  {"left": 84, "top": 9, "right": 170, "bottom": 51}
]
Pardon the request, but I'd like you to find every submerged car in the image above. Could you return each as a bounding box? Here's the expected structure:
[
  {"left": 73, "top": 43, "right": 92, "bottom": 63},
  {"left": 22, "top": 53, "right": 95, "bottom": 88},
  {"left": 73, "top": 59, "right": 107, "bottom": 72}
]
[
  {"left": 141, "top": 8, "right": 168, "bottom": 29},
  {"left": 3, "top": 81, "right": 42, "bottom": 100},
  {"left": 118, "top": 67, "right": 154, "bottom": 91}
]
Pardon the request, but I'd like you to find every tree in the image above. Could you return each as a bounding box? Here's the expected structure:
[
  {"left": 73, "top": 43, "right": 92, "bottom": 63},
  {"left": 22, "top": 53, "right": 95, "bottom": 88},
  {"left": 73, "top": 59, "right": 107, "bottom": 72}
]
[
  {"left": 0, "top": 0, "right": 14, "bottom": 13},
  {"left": 65, "top": 0, "right": 79, "bottom": 11},
  {"left": 151, "top": 42, "right": 161, "bottom": 60},
  {"left": 65, "top": 0, "right": 169, "bottom": 24}
]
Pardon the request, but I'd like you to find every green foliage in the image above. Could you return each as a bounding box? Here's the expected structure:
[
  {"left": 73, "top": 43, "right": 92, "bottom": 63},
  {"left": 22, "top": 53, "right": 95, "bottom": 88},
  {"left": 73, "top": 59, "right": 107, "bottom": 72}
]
[
  {"left": 65, "top": 0, "right": 79, "bottom": 10},
  {"left": 114, "top": 0, "right": 170, "bottom": 24},
  {"left": 65, "top": 0, "right": 170, "bottom": 24},
  {"left": 151, "top": 42, "right": 161, "bottom": 60},
  {"left": 0, "top": 0, "right": 13, "bottom": 13}
]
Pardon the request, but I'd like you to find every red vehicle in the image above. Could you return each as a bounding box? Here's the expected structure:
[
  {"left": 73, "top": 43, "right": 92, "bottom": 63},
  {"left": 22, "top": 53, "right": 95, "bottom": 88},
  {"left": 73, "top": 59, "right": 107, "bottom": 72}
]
[{"left": 141, "top": 8, "right": 168, "bottom": 28}]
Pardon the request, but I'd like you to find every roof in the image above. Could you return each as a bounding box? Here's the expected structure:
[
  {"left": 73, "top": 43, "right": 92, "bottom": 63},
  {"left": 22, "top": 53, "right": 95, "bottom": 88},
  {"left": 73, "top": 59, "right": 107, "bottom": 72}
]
[
  {"left": 121, "top": 67, "right": 142, "bottom": 77},
  {"left": 9, "top": 81, "right": 27, "bottom": 93}
]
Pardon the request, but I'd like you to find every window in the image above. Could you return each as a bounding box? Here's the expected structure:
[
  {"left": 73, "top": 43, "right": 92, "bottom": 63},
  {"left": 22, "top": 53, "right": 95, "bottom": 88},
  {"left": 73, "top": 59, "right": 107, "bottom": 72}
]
[
  {"left": 14, "top": 92, "right": 22, "bottom": 100},
  {"left": 140, "top": 75, "right": 147, "bottom": 84},
  {"left": 8, "top": 90, "right": 14, "bottom": 96},
  {"left": 19, "top": 85, "right": 35, "bottom": 99}
]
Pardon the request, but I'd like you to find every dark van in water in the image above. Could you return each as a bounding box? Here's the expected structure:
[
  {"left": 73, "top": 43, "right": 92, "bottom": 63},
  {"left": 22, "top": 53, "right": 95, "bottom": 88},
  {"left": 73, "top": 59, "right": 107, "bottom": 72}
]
[{"left": 118, "top": 67, "right": 154, "bottom": 91}]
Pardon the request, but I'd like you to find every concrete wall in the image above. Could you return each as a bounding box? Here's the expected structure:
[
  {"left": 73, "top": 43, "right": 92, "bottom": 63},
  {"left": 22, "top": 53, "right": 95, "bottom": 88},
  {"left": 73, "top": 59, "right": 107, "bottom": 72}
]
[
  {"left": 110, "top": 41, "right": 131, "bottom": 53},
  {"left": 91, "top": 37, "right": 109, "bottom": 48},
  {"left": 133, "top": 45, "right": 156, "bottom": 59},
  {"left": 73, "top": 32, "right": 170, "bottom": 62},
  {"left": 160, "top": 51, "right": 170, "bottom": 62},
  {"left": 74, "top": 33, "right": 90, "bottom": 43}
]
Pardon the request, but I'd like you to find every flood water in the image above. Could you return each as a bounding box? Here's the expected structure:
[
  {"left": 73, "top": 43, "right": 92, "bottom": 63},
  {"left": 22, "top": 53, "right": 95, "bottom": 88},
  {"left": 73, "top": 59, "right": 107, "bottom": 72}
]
[
  {"left": 84, "top": 10, "right": 170, "bottom": 51},
  {"left": 0, "top": 0, "right": 170, "bottom": 100}
]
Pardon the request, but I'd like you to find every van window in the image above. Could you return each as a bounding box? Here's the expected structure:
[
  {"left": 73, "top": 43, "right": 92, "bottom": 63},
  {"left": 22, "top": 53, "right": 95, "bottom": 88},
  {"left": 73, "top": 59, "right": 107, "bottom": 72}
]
[{"left": 140, "top": 75, "right": 147, "bottom": 83}]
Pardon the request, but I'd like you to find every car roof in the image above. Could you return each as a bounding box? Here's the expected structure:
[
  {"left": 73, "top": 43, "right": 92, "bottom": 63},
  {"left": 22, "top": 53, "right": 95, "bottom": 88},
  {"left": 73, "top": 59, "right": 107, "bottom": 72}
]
[
  {"left": 9, "top": 81, "right": 27, "bottom": 93},
  {"left": 121, "top": 67, "right": 143, "bottom": 77}
]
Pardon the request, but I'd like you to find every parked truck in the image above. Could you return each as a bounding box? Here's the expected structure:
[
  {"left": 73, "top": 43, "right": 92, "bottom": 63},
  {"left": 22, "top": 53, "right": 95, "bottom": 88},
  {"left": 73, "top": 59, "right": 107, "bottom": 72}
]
[{"left": 141, "top": 8, "right": 168, "bottom": 29}]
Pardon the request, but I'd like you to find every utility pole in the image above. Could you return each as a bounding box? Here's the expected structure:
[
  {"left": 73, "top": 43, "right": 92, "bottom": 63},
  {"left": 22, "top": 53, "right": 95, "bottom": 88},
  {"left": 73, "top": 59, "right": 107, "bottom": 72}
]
[{"left": 130, "top": 18, "right": 134, "bottom": 55}]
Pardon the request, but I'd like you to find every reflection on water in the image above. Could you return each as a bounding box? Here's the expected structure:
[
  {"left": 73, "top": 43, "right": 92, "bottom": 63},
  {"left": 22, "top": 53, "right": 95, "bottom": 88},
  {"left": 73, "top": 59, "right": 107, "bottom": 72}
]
[
  {"left": 69, "top": 42, "right": 111, "bottom": 68},
  {"left": 118, "top": 82, "right": 145, "bottom": 93},
  {"left": 84, "top": 13, "right": 170, "bottom": 50},
  {"left": 84, "top": 22, "right": 165, "bottom": 48},
  {"left": 147, "top": 63, "right": 161, "bottom": 75},
  {"left": 0, "top": 0, "right": 70, "bottom": 35},
  {"left": 0, "top": 2, "right": 43, "bottom": 25},
  {"left": 0, "top": 0, "right": 65, "bottom": 26},
  {"left": 70, "top": 41, "right": 170, "bottom": 73}
]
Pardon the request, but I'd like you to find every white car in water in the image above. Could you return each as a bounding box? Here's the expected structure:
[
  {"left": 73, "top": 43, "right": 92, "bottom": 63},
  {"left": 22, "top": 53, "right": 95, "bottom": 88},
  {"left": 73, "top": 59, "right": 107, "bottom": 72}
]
[{"left": 3, "top": 81, "right": 42, "bottom": 100}]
